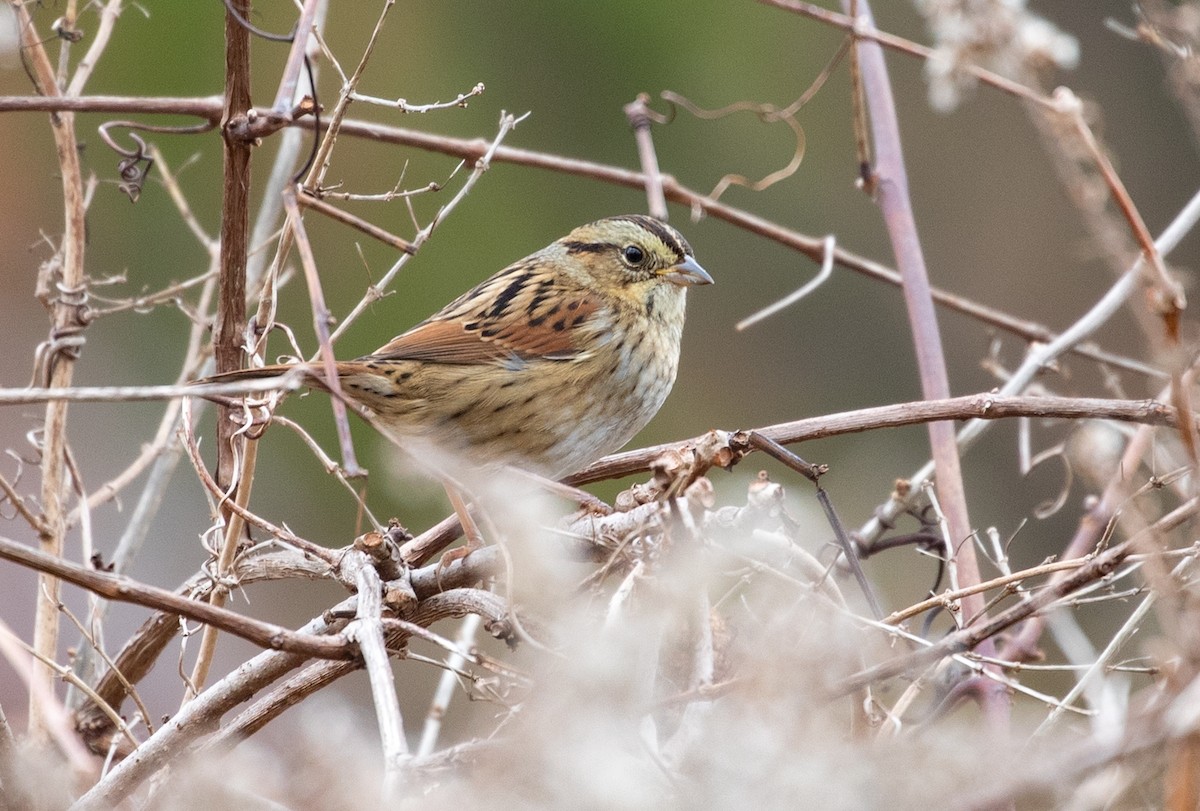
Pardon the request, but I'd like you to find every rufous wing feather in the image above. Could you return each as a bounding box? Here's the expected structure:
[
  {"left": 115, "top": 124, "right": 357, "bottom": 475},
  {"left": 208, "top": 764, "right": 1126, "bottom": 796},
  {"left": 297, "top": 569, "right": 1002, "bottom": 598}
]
[{"left": 368, "top": 295, "right": 599, "bottom": 364}]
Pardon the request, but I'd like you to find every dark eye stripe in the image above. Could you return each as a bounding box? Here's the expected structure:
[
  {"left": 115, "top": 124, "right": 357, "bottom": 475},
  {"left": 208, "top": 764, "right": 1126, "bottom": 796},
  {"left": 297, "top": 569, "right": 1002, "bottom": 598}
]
[{"left": 562, "top": 241, "right": 611, "bottom": 255}]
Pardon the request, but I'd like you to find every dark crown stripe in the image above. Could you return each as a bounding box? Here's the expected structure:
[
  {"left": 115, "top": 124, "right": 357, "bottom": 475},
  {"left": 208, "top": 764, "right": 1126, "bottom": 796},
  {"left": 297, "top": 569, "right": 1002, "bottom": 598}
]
[{"left": 611, "top": 214, "right": 692, "bottom": 259}]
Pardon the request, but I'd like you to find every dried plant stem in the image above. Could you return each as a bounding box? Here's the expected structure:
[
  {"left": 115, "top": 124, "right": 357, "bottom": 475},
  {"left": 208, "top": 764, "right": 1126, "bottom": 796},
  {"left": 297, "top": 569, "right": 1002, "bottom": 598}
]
[
  {"left": 344, "top": 553, "right": 410, "bottom": 794},
  {"left": 296, "top": 191, "right": 417, "bottom": 254},
  {"left": 417, "top": 613, "right": 482, "bottom": 757},
  {"left": 73, "top": 617, "right": 334, "bottom": 811},
  {"left": 77, "top": 588, "right": 506, "bottom": 808},
  {"left": 0, "top": 534, "right": 351, "bottom": 661},
  {"left": 64, "top": 0, "right": 123, "bottom": 97},
  {"left": 1037, "top": 548, "right": 1199, "bottom": 736},
  {"left": 58, "top": 600, "right": 154, "bottom": 734},
  {"left": 573, "top": 393, "right": 1180, "bottom": 484},
  {"left": 174, "top": 36, "right": 274, "bottom": 688},
  {"left": 0, "top": 378, "right": 304, "bottom": 405},
  {"left": 0, "top": 621, "right": 94, "bottom": 774},
  {"left": 0, "top": 620, "right": 136, "bottom": 752},
  {"left": 624, "top": 94, "right": 669, "bottom": 219},
  {"left": 885, "top": 558, "right": 1120, "bottom": 626},
  {"left": 841, "top": 2, "right": 984, "bottom": 667},
  {"left": 284, "top": 192, "right": 362, "bottom": 475},
  {"left": 185, "top": 438, "right": 259, "bottom": 700},
  {"left": 13, "top": 1, "right": 89, "bottom": 744},
  {"left": 0, "top": 700, "right": 15, "bottom": 811},
  {"left": 269, "top": 0, "right": 324, "bottom": 116},
  {"left": 303, "top": 0, "right": 395, "bottom": 192},
  {"left": 1052, "top": 88, "right": 1183, "bottom": 315},
  {"left": 214, "top": 0, "right": 254, "bottom": 493},
  {"left": 246, "top": 0, "right": 328, "bottom": 289},
  {"left": 0, "top": 474, "right": 46, "bottom": 534},
  {"left": 217, "top": 657, "right": 349, "bottom": 745}
]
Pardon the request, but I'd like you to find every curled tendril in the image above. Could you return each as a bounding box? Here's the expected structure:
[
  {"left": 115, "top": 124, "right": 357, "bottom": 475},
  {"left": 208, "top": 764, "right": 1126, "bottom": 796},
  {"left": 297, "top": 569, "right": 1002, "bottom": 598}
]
[
  {"left": 98, "top": 120, "right": 212, "bottom": 202},
  {"left": 291, "top": 56, "right": 320, "bottom": 183},
  {"left": 29, "top": 277, "right": 92, "bottom": 382},
  {"left": 657, "top": 90, "right": 808, "bottom": 203},
  {"left": 1024, "top": 442, "right": 1073, "bottom": 520},
  {"left": 647, "top": 38, "right": 851, "bottom": 205},
  {"left": 51, "top": 16, "right": 84, "bottom": 43},
  {"left": 115, "top": 134, "right": 153, "bottom": 203},
  {"left": 0, "top": 452, "right": 27, "bottom": 522}
]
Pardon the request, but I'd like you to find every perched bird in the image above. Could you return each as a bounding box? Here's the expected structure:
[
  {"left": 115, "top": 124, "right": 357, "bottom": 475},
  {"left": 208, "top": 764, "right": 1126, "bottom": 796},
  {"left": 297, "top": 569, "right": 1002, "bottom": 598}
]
[{"left": 205, "top": 215, "right": 712, "bottom": 479}]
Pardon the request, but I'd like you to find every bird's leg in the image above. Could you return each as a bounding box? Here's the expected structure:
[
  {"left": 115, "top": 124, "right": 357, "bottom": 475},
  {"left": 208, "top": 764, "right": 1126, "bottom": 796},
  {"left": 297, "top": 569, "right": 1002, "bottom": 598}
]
[{"left": 439, "top": 480, "right": 484, "bottom": 572}]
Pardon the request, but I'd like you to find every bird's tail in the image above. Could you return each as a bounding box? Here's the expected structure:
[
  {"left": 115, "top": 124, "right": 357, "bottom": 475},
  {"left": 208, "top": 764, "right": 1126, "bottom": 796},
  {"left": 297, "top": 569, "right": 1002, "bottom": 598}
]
[{"left": 191, "top": 363, "right": 329, "bottom": 397}]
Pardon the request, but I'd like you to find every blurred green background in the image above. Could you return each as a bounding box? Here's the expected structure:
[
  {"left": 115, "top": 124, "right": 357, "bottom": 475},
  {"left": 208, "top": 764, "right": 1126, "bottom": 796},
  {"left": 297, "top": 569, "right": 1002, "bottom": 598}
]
[{"left": 0, "top": 0, "right": 1196, "bottom": 735}]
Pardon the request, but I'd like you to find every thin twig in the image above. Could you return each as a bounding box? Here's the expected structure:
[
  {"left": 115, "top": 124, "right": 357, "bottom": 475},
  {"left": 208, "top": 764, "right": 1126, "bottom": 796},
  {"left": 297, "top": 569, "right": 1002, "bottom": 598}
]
[
  {"left": 284, "top": 188, "right": 363, "bottom": 476},
  {"left": 327, "top": 111, "right": 528, "bottom": 344},
  {"left": 1036, "top": 548, "right": 1199, "bottom": 736},
  {"left": 296, "top": 190, "right": 417, "bottom": 254},
  {"left": 841, "top": 497, "right": 1200, "bottom": 696},
  {"left": 416, "top": 613, "right": 482, "bottom": 757},
  {"left": 0, "top": 472, "right": 47, "bottom": 534},
  {"left": 350, "top": 81, "right": 485, "bottom": 113},
  {"left": 185, "top": 435, "right": 259, "bottom": 701},
  {"left": 886, "top": 558, "right": 1100, "bottom": 625},
  {"left": 624, "top": 93, "right": 668, "bottom": 219},
  {"left": 737, "top": 235, "right": 836, "bottom": 331},
  {"left": 268, "top": 0, "right": 323, "bottom": 115},
  {"left": 0, "top": 533, "right": 355, "bottom": 661},
  {"left": 64, "top": 0, "right": 123, "bottom": 97},
  {"left": 0, "top": 617, "right": 138, "bottom": 752},
  {"left": 58, "top": 598, "right": 155, "bottom": 735},
  {"left": 0, "top": 619, "right": 95, "bottom": 774}
]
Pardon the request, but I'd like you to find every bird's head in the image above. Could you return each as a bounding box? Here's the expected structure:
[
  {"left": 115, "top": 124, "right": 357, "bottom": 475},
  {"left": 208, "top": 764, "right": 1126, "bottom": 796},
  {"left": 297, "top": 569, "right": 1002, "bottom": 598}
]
[{"left": 555, "top": 215, "right": 713, "bottom": 299}]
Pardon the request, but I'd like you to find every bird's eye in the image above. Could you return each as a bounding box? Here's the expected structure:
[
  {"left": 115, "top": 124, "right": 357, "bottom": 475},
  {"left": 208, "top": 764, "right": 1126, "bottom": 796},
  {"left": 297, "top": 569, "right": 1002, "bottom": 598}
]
[{"left": 622, "top": 245, "right": 646, "bottom": 266}]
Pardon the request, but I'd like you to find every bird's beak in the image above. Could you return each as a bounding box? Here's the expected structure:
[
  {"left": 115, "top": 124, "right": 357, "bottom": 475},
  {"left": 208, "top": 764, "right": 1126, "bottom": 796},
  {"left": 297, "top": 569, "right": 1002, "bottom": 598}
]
[{"left": 659, "top": 255, "right": 714, "bottom": 287}]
